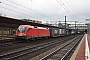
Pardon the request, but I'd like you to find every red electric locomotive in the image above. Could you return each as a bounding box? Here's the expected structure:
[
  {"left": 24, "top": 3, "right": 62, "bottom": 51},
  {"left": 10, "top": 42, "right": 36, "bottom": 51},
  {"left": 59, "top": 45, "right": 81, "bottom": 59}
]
[{"left": 16, "top": 25, "right": 50, "bottom": 40}]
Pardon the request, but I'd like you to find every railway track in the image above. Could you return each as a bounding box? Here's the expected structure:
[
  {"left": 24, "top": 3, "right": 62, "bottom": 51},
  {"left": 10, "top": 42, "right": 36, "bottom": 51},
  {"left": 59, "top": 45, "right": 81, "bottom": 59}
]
[
  {"left": 40, "top": 35, "right": 83, "bottom": 60},
  {"left": 0, "top": 34, "right": 83, "bottom": 60},
  {"left": 0, "top": 36, "right": 15, "bottom": 43},
  {"left": 0, "top": 41, "right": 31, "bottom": 53},
  {"left": 0, "top": 37, "right": 60, "bottom": 53},
  {"left": 0, "top": 41, "right": 21, "bottom": 48},
  {"left": 0, "top": 36, "right": 65, "bottom": 54},
  {"left": 0, "top": 34, "right": 77, "bottom": 54}
]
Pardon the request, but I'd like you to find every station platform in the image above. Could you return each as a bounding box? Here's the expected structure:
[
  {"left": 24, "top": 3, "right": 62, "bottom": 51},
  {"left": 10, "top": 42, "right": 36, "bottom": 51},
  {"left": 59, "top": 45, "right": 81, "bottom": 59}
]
[
  {"left": 70, "top": 34, "right": 90, "bottom": 60},
  {"left": 0, "top": 35, "right": 15, "bottom": 42}
]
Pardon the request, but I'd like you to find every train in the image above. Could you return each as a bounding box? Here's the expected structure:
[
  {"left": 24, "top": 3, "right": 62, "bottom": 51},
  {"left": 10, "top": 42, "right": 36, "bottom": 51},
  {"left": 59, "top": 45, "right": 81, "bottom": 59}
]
[
  {"left": 16, "top": 25, "right": 50, "bottom": 40},
  {"left": 15, "top": 25, "right": 77, "bottom": 41}
]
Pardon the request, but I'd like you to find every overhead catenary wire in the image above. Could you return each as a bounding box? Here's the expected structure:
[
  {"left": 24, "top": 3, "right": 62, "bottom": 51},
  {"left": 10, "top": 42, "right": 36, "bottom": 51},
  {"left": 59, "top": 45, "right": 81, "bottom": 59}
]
[
  {"left": 0, "top": 1, "right": 47, "bottom": 19},
  {"left": 6, "top": 0, "right": 46, "bottom": 18},
  {"left": 0, "top": 5, "right": 34, "bottom": 19},
  {"left": 0, "top": 2, "right": 39, "bottom": 19},
  {"left": 66, "top": 0, "right": 74, "bottom": 13},
  {"left": 0, "top": 1, "right": 36, "bottom": 18},
  {"left": 66, "top": 0, "right": 78, "bottom": 20},
  {"left": 0, "top": 1, "right": 47, "bottom": 20},
  {"left": 0, "top": 10, "right": 24, "bottom": 18},
  {"left": 31, "top": 0, "right": 60, "bottom": 20},
  {"left": 57, "top": 0, "right": 76, "bottom": 20},
  {"left": 0, "top": 0, "right": 78, "bottom": 23},
  {"left": 2, "top": 0, "right": 56, "bottom": 20},
  {"left": 60, "top": 0, "right": 75, "bottom": 20}
]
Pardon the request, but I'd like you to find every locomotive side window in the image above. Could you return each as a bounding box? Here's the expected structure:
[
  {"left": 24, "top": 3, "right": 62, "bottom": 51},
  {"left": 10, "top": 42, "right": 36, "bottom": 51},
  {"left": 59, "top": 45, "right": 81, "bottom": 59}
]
[
  {"left": 18, "top": 26, "right": 26, "bottom": 33},
  {"left": 27, "top": 28, "right": 30, "bottom": 32}
]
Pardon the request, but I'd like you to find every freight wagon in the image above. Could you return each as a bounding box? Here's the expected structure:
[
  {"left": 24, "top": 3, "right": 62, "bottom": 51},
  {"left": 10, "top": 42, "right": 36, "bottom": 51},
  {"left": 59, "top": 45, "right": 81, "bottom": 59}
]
[
  {"left": 59, "top": 29, "right": 66, "bottom": 36},
  {"left": 49, "top": 28, "right": 59, "bottom": 37}
]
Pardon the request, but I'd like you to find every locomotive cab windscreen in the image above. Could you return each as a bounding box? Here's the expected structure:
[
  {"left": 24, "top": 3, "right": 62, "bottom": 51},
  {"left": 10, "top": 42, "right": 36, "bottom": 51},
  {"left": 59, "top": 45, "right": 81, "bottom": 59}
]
[{"left": 18, "top": 26, "right": 26, "bottom": 33}]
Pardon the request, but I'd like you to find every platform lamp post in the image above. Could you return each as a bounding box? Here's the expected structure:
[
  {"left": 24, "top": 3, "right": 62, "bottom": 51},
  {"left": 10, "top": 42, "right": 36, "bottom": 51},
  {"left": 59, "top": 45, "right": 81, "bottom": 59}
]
[
  {"left": 75, "top": 21, "right": 78, "bottom": 29},
  {"left": 65, "top": 16, "right": 66, "bottom": 29},
  {"left": 64, "top": 16, "right": 67, "bottom": 35},
  {"left": 75, "top": 21, "right": 78, "bottom": 32}
]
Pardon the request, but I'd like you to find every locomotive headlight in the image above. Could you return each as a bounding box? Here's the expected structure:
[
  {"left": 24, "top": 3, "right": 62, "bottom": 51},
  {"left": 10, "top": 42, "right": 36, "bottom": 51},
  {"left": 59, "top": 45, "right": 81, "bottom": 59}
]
[{"left": 24, "top": 34, "right": 26, "bottom": 36}]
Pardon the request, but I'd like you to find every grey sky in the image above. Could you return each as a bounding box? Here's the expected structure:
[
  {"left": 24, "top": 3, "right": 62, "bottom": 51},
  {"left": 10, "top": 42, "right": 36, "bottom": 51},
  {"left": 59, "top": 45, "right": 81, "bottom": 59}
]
[{"left": 0, "top": 0, "right": 90, "bottom": 24}]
